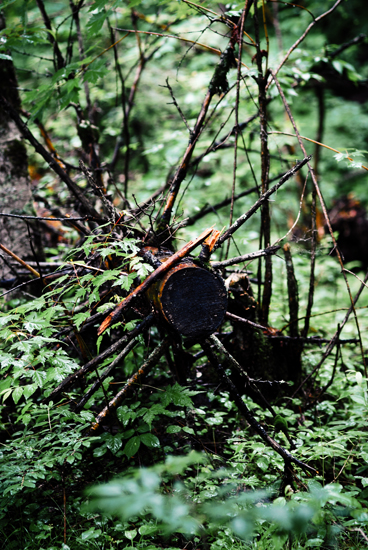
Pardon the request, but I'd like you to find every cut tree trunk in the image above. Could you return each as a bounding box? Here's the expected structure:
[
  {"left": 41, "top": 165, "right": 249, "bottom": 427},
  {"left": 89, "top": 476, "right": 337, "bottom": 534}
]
[{"left": 148, "top": 260, "right": 228, "bottom": 339}]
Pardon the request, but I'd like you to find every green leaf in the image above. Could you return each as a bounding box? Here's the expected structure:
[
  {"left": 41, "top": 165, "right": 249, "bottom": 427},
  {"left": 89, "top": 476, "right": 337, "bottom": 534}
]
[
  {"left": 105, "top": 434, "right": 123, "bottom": 455},
  {"left": 23, "top": 384, "right": 38, "bottom": 400},
  {"left": 73, "top": 311, "right": 91, "bottom": 330},
  {"left": 1, "top": 388, "right": 13, "bottom": 403},
  {"left": 140, "top": 433, "right": 160, "bottom": 448},
  {"left": 86, "top": 9, "right": 111, "bottom": 34},
  {"left": 139, "top": 524, "right": 158, "bottom": 535},
  {"left": 12, "top": 386, "right": 23, "bottom": 405},
  {"left": 81, "top": 527, "right": 102, "bottom": 540},
  {"left": 166, "top": 425, "right": 181, "bottom": 434},
  {"left": 123, "top": 436, "right": 141, "bottom": 458},
  {"left": 124, "top": 529, "right": 137, "bottom": 540}
]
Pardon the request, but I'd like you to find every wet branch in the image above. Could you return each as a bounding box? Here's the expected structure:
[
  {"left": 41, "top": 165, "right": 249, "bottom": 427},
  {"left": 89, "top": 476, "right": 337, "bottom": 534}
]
[
  {"left": 44, "top": 314, "right": 154, "bottom": 403},
  {"left": 86, "top": 339, "right": 168, "bottom": 435},
  {"left": 214, "top": 156, "right": 311, "bottom": 249},
  {"left": 157, "top": 41, "right": 238, "bottom": 232},
  {"left": 74, "top": 338, "right": 138, "bottom": 412},
  {"left": 202, "top": 339, "right": 317, "bottom": 475},
  {"left": 98, "top": 227, "right": 214, "bottom": 335},
  {"left": 212, "top": 244, "right": 280, "bottom": 268}
]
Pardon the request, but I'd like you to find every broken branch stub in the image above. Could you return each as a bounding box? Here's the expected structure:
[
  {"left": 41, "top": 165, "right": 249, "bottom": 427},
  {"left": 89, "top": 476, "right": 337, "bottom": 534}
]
[{"left": 147, "top": 259, "right": 228, "bottom": 339}]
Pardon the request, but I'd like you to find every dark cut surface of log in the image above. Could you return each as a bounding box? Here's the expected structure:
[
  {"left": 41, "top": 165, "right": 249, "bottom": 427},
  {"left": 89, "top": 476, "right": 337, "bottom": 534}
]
[{"left": 151, "top": 262, "right": 228, "bottom": 338}]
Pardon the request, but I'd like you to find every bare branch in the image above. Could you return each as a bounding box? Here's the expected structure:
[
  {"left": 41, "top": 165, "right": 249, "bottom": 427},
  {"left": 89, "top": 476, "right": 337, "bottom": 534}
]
[
  {"left": 212, "top": 244, "right": 280, "bottom": 268},
  {"left": 214, "top": 156, "right": 311, "bottom": 249},
  {"left": 44, "top": 315, "right": 154, "bottom": 404},
  {"left": 86, "top": 339, "right": 168, "bottom": 435}
]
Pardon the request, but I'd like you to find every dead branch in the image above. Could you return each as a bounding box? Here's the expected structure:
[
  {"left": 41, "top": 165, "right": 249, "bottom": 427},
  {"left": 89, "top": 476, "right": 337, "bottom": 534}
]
[
  {"left": 0, "top": 243, "right": 40, "bottom": 278},
  {"left": 202, "top": 339, "right": 317, "bottom": 475},
  {"left": 283, "top": 243, "right": 299, "bottom": 337},
  {"left": 271, "top": 71, "right": 367, "bottom": 377},
  {"left": 157, "top": 39, "right": 238, "bottom": 232},
  {"left": 86, "top": 339, "right": 169, "bottom": 435},
  {"left": 292, "top": 269, "right": 368, "bottom": 398},
  {"left": 0, "top": 213, "right": 93, "bottom": 222},
  {"left": 214, "top": 156, "right": 311, "bottom": 249},
  {"left": 212, "top": 244, "right": 280, "bottom": 268},
  {"left": 74, "top": 338, "right": 138, "bottom": 412},
  {"left": 35, "top": 0, "right": 65, "bottom": 71},
  {"left": 267, "top": 0, "right": 344, "bottom": 87},
  {"left": 44, "top": 314, "right": 154, "bottom": 403},
  {"left": 79, "top": 159, "right": 120, "bottom": 223},
  {"left": 225, "top": 311, "right": 267, "bottom": 331},
  {"left": 185, "top": 187, "right": 258, "bottom": 227}
]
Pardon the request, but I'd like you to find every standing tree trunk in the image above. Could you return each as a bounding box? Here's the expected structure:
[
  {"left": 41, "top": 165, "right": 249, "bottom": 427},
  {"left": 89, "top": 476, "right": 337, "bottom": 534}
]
[{"left": 0, "top": 13, "right": 35, "bottom": 282}]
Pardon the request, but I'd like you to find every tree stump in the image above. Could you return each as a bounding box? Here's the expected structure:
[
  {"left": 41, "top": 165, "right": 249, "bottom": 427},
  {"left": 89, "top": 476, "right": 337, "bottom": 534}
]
[{"left": 148, "top": 261, "right": 228, "bottom": 339}]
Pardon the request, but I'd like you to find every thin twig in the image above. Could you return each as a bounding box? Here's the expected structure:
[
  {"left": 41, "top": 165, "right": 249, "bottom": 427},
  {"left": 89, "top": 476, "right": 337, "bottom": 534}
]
[
  {"left": 35, "top": 0, "right": 65, "bottom": 71},
  {"left": 226, "top": 1, "right": 248, "bottom": 259},
  {"left": 0, "top": 212, "right": 94, "bottom": 222},
  {"left": 164, "top": 78, "right": 191, "bottom": 133},
  {"left": 214, "top": 156, "right": 311, "bottom": 249},
  {"left": 86, "top": 339, "right": 168, "bottom": 435},
  {"left": 266, "top": 0, "right": 344, "bottom": 88},
  {"left": 271, "top": 71, "right": 367, "bottom": 378},
  {"left": 74, "top": 338, "right": 138, "bottom": 412},
  {"left": 43, "top": 315, "right": 154, "bottom": 403},
  {"left": 292, "top": 270, "right": 368, "bottom": 398},
  {"left": 202, "top": 340, "right": 316, "bottom": 475},
  {"left": 0, "top": 244, "right": 40, "bottom": 278},
  {"left": 212, "top": 244, "right": 280, "bottom": 268},
  {"left": 225, "top": 311, "right": 267, "bottom": 331},
  {"left": 157, "top": 37, "right": 239, "bottom": 232}
]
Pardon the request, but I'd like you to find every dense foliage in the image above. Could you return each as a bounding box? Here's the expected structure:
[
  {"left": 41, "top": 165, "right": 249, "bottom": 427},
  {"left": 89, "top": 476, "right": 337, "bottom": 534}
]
[{"left": 1, "top": 1, "right": 368, "bottom": 549}]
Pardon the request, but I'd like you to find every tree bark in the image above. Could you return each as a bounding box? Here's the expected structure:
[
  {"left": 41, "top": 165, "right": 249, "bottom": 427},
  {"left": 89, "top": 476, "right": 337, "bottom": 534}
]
[{"left": 0, "top": 14, "right": 35, "bottom": 282}]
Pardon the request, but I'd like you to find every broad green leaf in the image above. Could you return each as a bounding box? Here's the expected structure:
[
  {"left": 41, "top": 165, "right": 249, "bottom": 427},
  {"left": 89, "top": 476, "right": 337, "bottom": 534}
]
[
  {"left": 123, "top": 436, "right": 141, "bottom": 458},
  {"left": 140, "top": 433, "right": 160, "bottom": 448},
  {"left": 12, "top": 386, "right": 23, "bottom": 405}
]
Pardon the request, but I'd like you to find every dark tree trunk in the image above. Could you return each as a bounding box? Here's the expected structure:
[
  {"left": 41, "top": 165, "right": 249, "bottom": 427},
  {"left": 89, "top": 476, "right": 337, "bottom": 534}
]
[{"left": 0, "top": 14, "right": 36, "bottom": 282}]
